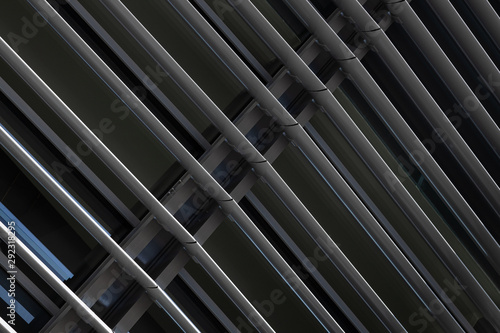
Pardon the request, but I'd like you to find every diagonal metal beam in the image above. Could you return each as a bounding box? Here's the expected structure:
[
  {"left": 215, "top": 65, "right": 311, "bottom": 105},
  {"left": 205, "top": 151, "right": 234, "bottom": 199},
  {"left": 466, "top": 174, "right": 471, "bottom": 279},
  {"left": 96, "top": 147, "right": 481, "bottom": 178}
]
[
  {"left": 272, "top": 0, "right": 500, "bottom": 329},
  {"left": 169, "top": 0, "right": 476, "bottom": 329},
  {"left": 245, "top": 191, "right": 369, "bottom": 333},
  {"left": 334, "top": 0, "right": 500, "bottom": 219},
  {"left": 27, "top": 0, "right": 342, "bottom": 330},
  {"left": 97, "top": 0, "right": 407, "bottom": 331},
  {"left": 0, "top": 317, "right": 17, "bottom": 333},
  {"left": 0, "top": 89, "right": 200, "bottom": 333},
  {"left": 0, "top": 222, "right": 112, "bottom": 333},
  {"left": 0, "top": 36, "right": 264, "bottom": 333},
  {"left": 0, "top": 76, "right": 141, "bottom": 227},
  {"left": 272, "top": 1, "right": 500, "bottom": 281},
  {"left": 461, "top": 0, "right": 500, "bottom": 49},
  {"left": 381, "top": 0, "right": 500, "bottom": 158},
  {"left": 425, "top": 0, "right": 500, "bottom": 104},
  {"left": 94, "top": 0, "right": 466, "bottom": 331}
]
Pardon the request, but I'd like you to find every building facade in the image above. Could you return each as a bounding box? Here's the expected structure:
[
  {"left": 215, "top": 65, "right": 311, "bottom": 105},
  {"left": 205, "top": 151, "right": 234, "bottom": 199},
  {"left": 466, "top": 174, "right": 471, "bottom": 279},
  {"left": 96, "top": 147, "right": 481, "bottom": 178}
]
[{"left": 0, "top": 0, "right": 499, "bottom": 332}]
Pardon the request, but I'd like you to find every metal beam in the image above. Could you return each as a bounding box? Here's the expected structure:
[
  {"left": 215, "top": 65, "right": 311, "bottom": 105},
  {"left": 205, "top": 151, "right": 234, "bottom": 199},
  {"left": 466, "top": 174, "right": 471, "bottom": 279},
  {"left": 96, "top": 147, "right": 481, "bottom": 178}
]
[
  {"left": 303, "top": 122, "right": 475, "bottom": 331},
  {"left": 425, "top": 0, "right": 500, "bottom": 103},
  {"left": 0, "top": 76, "right": 140, "bottom": 227},
  {"left": 178, "top": 269, "right": 240, "bottom": 333},
  {"left": 336, "top": 0, "right": 500, "bottom": 218},
  {"left": 221, "top": 0, "right": 490, "bottom": 330},
  {"left": 0, "top": 222, "right": 112, "bottom": 333},
  {"left": 382, "top": 0, "right": 500, "bottom": 158},
  {"left": 0, "top": 252, "right": 59, "bottom": 316},
  {"left": 0, "top": 36, "right": 242, "bottom": 333},
  {"left": 0, "top": 100, "right": 200, "bottom": 332},
  {"left": 246, "top": 191, "right": 369, "bottom": 333},
  {"left": 28, "top": 1, "right": 341, "bottom": 330},
  {"left": 275, "top": 0, "right": 500, "bottom": 329},
  {"left": 66, "top": 0, "right": 212, "bottom": 151},
  {"left": 0, "top": 317, "right": 17, "bottom": 333},
  {"left": 97, "top": 0, "right": 413, "bottom": 331},
  {"left": 462, "top": 0, "right": 500, "bottom": 49}
]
